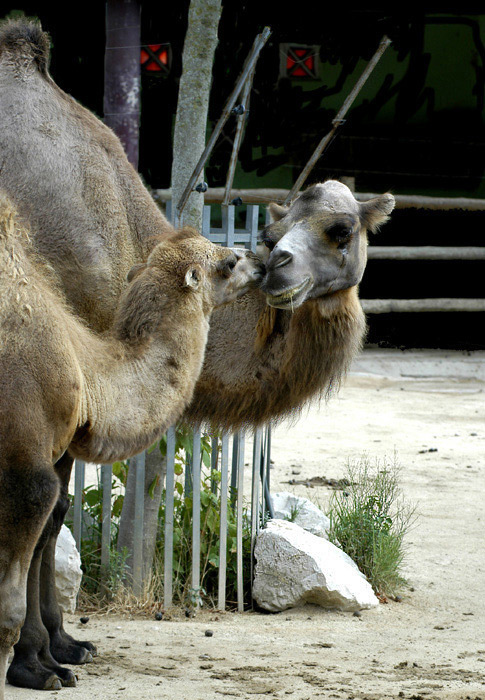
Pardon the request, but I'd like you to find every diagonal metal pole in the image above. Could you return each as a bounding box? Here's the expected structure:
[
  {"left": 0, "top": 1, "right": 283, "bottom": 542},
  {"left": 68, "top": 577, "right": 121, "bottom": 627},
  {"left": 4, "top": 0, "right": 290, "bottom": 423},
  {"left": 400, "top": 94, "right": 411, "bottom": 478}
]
[
  {"left": 222, "top": 64, "right": 256, "bottom": 206},
  {"left": 176, "top": 26, "right": 271, "bottom": 221},
  {"left": 284, "top": 35, "right": 391, "bottom": 205}
]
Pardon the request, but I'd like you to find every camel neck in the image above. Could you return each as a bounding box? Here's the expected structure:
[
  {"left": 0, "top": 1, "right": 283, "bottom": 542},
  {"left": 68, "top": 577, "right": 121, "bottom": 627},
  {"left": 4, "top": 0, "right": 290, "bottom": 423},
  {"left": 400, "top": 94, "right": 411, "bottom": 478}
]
[{"left": 70, "top": 276, "right": 209, "bottom": 463}]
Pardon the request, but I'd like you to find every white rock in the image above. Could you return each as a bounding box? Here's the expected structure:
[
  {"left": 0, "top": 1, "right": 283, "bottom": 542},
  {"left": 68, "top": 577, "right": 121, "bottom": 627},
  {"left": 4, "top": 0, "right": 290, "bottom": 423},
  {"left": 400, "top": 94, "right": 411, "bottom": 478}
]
[
  {"left": 271, "top": 491, "right": 330, "bottom": 538},
  {"left": 55, "top": 525, "right": 82, "bottom": 614},
  {"left": 253, "top": 519, "right": 379, "bottom": 613}
]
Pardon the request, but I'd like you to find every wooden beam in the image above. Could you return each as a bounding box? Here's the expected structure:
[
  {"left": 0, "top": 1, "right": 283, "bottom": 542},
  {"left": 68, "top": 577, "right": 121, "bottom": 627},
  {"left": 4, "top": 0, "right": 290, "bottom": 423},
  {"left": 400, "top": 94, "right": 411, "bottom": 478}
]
[
  {"left": 153, "top": 188, "right": 485, "bottom": 211},
  {"left": 361, "top": 298, "right": 485, "bottom": 313},
  {"left": 368, "top": 246, "right": 485, "bottom": 260}
]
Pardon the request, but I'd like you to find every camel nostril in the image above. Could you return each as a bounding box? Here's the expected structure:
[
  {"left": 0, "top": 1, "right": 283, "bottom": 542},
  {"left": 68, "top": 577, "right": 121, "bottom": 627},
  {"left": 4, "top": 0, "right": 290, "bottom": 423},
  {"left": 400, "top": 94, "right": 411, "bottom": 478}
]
[{"left": 270, "top": 250, "right": 293, "bottom": 270}]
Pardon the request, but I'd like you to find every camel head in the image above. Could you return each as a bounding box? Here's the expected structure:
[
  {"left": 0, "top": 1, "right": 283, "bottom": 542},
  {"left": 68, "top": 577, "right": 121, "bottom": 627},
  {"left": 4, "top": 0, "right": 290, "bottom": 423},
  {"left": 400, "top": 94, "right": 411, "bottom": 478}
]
[
  {"left": 260, "top": 181, "right": 395, "bottom": 310},
  {"left": 128, "top": 229, "right": 264, "bottom": 312}
]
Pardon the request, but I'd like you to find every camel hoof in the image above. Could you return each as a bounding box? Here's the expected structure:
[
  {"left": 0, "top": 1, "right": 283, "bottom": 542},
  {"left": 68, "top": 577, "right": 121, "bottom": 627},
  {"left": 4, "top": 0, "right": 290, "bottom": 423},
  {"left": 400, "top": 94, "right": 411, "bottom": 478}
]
[
  {"left": 61, "top": 673, "right": 77, "bottom": 688},
  {"left": 85, "top": 643, "right": 97, "bottom": 658},
  {"left": 43, "top": 675, "right": 62, "bottom": 691},
  {"left": 50, "top": 637, "right": 96, "bottom": 665}
]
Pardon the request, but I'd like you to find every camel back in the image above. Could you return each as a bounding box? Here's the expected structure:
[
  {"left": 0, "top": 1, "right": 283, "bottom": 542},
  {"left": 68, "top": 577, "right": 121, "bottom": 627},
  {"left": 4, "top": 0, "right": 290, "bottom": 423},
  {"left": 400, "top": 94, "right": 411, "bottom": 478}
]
[{"left": 0, "top": 19, "right": 174, "bottom": 332}]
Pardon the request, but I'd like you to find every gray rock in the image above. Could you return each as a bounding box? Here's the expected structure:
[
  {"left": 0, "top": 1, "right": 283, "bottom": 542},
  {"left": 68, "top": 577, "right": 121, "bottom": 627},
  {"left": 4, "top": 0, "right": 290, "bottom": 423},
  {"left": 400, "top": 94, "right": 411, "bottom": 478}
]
[
  {"left": 55, "top": 525, "right": 82, "bottom": 614},
  {"left": 253, "top": 519, "right": 379, "bottom": 613},
  {"left": 271, "top": 491, "right": 330, "bottom": 538}
]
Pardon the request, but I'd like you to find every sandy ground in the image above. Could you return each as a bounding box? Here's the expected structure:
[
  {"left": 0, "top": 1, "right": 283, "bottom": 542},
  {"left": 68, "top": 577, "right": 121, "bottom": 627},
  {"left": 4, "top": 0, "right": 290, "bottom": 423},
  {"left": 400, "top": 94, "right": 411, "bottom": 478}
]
[{"left": 7, "top": 349, "right": 485, "bottom": 700}]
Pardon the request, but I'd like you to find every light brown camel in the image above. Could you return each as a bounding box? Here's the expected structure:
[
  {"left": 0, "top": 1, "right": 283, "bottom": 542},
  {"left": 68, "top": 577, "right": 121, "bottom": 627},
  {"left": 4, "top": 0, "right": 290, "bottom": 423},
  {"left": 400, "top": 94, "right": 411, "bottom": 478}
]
[
  {"left": 0, "top": 194, "right": 261, "bottom": 696},
  {"left": 0, "top": 18, "right": 395, "bottom": 693}
]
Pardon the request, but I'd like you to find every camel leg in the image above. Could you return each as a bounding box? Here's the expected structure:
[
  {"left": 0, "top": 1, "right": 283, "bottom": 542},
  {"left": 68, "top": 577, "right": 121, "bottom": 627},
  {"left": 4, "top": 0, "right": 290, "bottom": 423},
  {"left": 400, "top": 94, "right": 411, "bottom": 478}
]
[
  {"left": 0, "top": 459, "right": 60, "bottom": 695},
  {"left": 6, "top": 514, "right": 79, "bottom": 690},
  {"left": 41, "top": 453, "right": 96, "bottom": 664}
]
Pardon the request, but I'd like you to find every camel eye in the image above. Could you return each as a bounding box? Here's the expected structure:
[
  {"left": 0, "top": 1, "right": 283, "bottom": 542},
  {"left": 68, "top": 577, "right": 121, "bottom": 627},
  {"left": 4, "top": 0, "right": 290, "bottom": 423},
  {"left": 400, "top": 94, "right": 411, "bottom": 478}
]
[
  {"left": 260, "top": 228, "right": 276, "bottom": 250},
  {"left": 218, "top": 257, "right": 237, "bottom": 278},
  {"left": 327, "top": 225, "right": 353, "bottom": 248}
]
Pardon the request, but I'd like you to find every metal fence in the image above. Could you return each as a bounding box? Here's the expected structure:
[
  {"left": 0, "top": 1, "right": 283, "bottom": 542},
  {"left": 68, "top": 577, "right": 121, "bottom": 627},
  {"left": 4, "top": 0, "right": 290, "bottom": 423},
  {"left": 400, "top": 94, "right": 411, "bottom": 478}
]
[{"left": 72, "top": 202, "right": 271, "bottom": 610}]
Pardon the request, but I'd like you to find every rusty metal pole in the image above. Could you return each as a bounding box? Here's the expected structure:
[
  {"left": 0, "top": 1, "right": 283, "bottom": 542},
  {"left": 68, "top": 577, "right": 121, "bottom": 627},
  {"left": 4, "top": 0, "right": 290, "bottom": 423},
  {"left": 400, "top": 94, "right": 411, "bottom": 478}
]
[
  {"left": 284, "top": 36, "right": 391, "bottom": 204},
  {"left": 104, "top": 0, "right": 141, "bottom": 169}
]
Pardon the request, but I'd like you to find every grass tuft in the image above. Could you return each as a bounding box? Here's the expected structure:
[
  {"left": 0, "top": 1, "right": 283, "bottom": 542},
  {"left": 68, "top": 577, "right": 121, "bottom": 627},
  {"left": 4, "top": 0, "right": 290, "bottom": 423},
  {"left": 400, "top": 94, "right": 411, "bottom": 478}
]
[{"left": 327, "top": 454, "right": 416, "bottom": 597}]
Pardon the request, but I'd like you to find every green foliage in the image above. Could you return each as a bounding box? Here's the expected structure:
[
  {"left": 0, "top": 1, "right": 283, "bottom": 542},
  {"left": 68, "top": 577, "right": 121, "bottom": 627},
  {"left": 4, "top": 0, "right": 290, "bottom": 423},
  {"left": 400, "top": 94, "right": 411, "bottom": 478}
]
[
  {"left": 71, "top": 427, "right": 252, "bottom": 609},
  {"left": 155, "top": 467, "right": 252, "bottom": 609},
  {"left": 284, "top": 503, "right": 302, "bottom": 523},
  {"left": 327, "top": 455, "right": 416, "bottom": 597}
]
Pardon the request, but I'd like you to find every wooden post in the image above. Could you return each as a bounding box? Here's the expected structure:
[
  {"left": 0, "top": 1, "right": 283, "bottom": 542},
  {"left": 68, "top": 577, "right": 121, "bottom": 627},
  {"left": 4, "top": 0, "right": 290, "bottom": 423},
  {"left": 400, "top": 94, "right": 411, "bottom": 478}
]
[{"left": 104, "top": 0, "right": 141, "bottom": 169}]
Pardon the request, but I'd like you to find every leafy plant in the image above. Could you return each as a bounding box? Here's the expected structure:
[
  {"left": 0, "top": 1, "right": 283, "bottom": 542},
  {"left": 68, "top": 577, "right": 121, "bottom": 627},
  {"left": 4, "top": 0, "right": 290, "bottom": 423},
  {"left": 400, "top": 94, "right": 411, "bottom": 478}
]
[
  {"left": 327, "top": 454, "right": 416, "bottom": 596},
  {"left": 154, "top": 467, "right": 252, "bottom": 609},
  {"left": 72, "top": 427, "right": 252, "bottom": 609}
]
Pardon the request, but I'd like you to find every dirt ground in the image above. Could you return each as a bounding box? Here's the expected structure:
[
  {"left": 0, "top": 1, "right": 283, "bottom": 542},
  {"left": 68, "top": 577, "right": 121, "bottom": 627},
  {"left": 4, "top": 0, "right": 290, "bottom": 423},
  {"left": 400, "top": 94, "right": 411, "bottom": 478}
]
[{"left": 7, "top": 349, "right": 485, "bottom": 700}]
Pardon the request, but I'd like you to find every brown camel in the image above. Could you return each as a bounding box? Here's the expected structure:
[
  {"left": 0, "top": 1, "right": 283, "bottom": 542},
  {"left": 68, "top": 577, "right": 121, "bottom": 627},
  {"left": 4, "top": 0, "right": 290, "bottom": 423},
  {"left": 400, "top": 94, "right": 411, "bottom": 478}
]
[
  {"left": 0, "top": 18, "right": 395, "bottom": 694},
  {"left": 0, "top": 194, "right": 261, "bottom": 696}
]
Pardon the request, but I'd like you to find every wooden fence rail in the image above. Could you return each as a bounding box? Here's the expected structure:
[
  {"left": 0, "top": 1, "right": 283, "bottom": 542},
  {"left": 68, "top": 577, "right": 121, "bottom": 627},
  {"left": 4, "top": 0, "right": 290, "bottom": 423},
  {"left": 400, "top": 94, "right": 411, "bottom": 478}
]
[
  {"left": 361, "top": 298, "right": 485, "bottom": 313},
  {"left": 154, "top": 188, "right": 485, "bottom": 211}
]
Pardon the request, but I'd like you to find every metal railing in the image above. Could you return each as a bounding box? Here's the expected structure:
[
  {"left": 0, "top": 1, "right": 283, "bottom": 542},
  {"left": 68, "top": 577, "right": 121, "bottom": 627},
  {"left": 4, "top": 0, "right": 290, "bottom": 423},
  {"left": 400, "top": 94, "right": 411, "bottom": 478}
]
[{"left": 72, "top": 425, "right": 272, "bottom": 611}]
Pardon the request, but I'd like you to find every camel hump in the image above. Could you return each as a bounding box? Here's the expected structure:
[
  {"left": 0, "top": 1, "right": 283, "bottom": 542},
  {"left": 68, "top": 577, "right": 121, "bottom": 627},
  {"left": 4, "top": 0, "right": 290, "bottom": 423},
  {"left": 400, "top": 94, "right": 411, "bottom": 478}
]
[{"left": 0, "top": 19, "right": 50, "bottom": 74}]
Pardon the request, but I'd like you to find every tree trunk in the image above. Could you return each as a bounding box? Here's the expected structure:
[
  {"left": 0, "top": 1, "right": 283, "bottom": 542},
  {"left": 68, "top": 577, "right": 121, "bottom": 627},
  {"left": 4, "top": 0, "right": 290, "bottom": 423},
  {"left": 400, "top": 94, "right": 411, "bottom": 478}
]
[
  {"left": 117, "top": 0, "right": 222, "bottom": 590},
  {"left": 171, "top": 0, "right": 223, "bottom": 230},
  {"left": 117, "top": 448, "right": 166, "bottom": 583},
  {"left": 104, "top": 0, "right": 141, "bottom": 169}
]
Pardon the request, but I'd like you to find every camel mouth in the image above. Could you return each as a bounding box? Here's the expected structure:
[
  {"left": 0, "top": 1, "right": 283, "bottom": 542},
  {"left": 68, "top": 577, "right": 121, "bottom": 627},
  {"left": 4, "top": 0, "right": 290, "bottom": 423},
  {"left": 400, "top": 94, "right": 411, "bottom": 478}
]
[{"left": 265, "top": 277, "right": 312, "bottom": 309}]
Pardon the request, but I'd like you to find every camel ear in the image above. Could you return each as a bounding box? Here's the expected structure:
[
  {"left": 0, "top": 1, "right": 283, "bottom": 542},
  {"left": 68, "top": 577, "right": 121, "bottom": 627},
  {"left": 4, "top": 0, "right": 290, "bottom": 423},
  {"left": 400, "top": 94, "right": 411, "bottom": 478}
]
[
  {"left": 127, "top": 263, "right": 147, "bottom": 282},
  {"left": 359, "top": 193, "right": 395, "bottom": 233},
  {"left": 268, "top": 202, "right": 289, "bottom": 222},
  {"left": 184, "top": 265, "right": 202, "bottom": 290}
]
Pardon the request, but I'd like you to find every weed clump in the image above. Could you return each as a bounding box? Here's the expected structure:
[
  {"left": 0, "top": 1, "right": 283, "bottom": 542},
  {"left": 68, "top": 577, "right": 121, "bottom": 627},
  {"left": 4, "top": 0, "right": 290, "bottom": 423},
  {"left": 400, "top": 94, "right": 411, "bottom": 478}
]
[{"left": 327, "top": 455, "right": 416, "bottom": 597}]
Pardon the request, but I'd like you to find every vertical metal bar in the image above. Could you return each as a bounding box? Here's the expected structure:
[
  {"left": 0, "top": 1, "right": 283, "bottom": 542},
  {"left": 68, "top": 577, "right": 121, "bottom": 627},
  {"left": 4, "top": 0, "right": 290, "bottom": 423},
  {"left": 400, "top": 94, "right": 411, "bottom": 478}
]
[
  {"left": 202, "top": 204, "right": 212, "bottom": 239},
  {"left": 250, "top": 429, "right": 262, "bottom": 600},
  {"left": 191, "top": 428, "right": 201, "bottom": 603},
  {"left": 264, "top": 426, "right": 275, "bottom": 519},
  {"left": 231, "top": 432, "right": 239, "bottom": 501},
  {"left": 73, "top": 460, "right": 85, "bottom": 552},
  {"left": 132, "top": 451, "right": 146, "bottom": 596},
  {"left": 100, "top": 464, "right": 112, "bottom": 584},
  {"left": 217, "top": 433, "right": 230, "bottom": 609},
  {"left": 247, "top": 205, "right": 260, "bottom": 253},
  {"left": 236, "top": 431, "right": 246, "bottom": 612},
  {"left": 164, "top": 427, "right": 176, "bottom": 609},
  {"left": 221, "top": 205, "right": 235, "bottom": 247},
  {"left": 211, "top": 436, "right": 219, "bottom": 494},
  {"left": 260, "top": 432, "right": 267, "bottom": 527}
]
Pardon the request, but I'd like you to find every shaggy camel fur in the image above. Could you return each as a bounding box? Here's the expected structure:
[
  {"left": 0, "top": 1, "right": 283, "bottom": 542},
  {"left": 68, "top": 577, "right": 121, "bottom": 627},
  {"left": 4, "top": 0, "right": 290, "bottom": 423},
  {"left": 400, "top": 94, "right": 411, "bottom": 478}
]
[
  {"left": 0, "top": 196, "right": 261, "bottom": 695},
  {"left": 0, "top": 18, "right": 395, "bottom": 693}
]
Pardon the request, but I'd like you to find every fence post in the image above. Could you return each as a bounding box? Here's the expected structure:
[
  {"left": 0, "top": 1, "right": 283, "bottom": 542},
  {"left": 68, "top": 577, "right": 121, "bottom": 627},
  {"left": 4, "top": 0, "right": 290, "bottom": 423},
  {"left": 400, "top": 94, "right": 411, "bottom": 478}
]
[
  {"left": 164, "top": 427, "right": 176, "bottom": 609},
  {"left": 131, "top": 451, "right": 146, "bottom": 596},
  {"left": 73, "top": 460, "right": 85, "bottom": 551},
  {"left": 191, "top": 428, "right": 202, "bottom": 604},
  {"left": 236, "top": 432, "right": 246, "bottom": 612},
  {"left": 218, "top": 433, "right": 230, "bottom": 609},
  {"left": 100, "top": 463, "right": 112, "bottom": 595}
]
